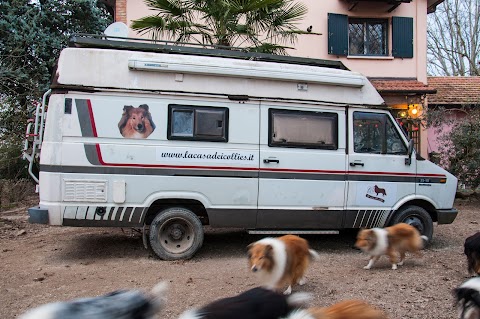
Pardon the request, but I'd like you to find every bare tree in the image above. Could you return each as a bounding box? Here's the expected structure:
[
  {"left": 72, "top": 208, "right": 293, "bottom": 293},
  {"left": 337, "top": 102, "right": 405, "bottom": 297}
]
[{"left": 427, "top": 0, "right": 480, "bottom": 76}]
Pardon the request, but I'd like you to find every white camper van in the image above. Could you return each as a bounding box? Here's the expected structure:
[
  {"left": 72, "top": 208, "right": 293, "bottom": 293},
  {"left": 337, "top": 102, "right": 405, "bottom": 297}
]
[{"left": 24, "top": 35, "right": 458, "bottom": 260}]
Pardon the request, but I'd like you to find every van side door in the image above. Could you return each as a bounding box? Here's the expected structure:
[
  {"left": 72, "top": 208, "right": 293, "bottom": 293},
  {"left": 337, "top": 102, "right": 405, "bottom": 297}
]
[
  {"left": 345, "top": 109, "right": 415, "bottom": 228},
  {"left": 257, "top": 103, "right": 347, "bottom": 229}
]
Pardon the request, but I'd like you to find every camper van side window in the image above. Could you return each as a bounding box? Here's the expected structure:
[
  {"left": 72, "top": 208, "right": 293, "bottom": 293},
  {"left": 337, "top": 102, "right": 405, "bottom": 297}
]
[
  {"left": 353, "top": 112, "right": 407, "bottom": 155},
  {"left": 269, "top": 109, "right": 338, "bottom": 150},
  {"left": 353, "top": 112, "right": 385, "bottom": 154},
  {"left": 168, "top": 105, "right": 228, "bottom": 142}
]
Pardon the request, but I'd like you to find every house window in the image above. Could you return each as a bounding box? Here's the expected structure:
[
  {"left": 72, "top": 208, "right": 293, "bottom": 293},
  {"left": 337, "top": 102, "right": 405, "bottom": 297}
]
[
  {"left": 348, "top": 18, "right": 387, "bottom": 56},
  {"left": 269, "top": 109, "right": 338, "bottom": 150},
  {"left": 168, "top": 104, "right": 228, "bottom": 142},
  {"left": 328, "top": 13, "right": 413, "bottom": 58}
]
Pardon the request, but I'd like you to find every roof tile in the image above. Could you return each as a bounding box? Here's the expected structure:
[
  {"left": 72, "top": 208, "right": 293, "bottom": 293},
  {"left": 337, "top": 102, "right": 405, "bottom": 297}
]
[
  {"left": 427, "top": 76, "right": 480, "bottom": 105},
  {"left": 369, "top": 79, "right": 436, "bottom": 93}
]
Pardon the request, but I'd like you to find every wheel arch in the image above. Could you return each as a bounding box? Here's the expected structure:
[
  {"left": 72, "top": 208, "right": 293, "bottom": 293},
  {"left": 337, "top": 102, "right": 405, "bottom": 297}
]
[
  {"left": 389, "top": 197, "right": 438, "bottom": 225},
  {"left": 143, "top": 198, "right": 209, "bottom": 226},
  {"left": 139, "top": 192, "right": 211, "bottom": 225}
]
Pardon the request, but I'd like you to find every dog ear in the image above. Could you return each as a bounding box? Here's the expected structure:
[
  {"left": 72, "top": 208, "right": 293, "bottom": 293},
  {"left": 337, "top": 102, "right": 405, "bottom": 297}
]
[
  {"left": 357, "top": 228, "right": 366, "bottom": 236},
  {"left": 138, "top": 104, "right": 149, "bottom": 111},
  {"left": 367, "top": 230, "right": 377, "bottom": 241},
  {"left": 123, "top": 105, "right": 134, "bottom": 112},
  {"left": 118, "top": 105, "right": 133, "bottom": 134},
  {"left": 264, "top": 244, "right": 273, "bottom": 257},
  {"left": 139, "top": 104, "right": 156, "bottom": 130}
]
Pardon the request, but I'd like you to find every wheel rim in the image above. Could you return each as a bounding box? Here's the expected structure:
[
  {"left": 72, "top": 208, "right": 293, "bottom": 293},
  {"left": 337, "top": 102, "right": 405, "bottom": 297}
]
[
  {"left": 158, "top": 217, "right": 195, "bottom": 254},
  {"left": 403, "top": 215, "right": 425, "bottom": 235}
]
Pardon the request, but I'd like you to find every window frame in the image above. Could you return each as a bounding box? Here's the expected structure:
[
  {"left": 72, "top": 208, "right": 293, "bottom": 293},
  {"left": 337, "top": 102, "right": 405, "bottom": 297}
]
[
  {"left": 353, "top": 111, "right": 408, "bottom": 155},
  {"left": 268, "top": 108, "right": 339, "bottom": 150},
  {"left": 348, "top": 18, "right": 388, "bottom": 56},
  {"left": 167, "top": 104, "right": 229, "bottom": 142}
]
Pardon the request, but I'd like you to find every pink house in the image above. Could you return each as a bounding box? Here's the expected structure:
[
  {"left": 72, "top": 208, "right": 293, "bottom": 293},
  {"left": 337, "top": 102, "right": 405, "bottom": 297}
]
[
  {"left": 426, "top": 76, "right": 480, "bottom": 156},
  {"left": 110, "top": 0, "right": 444, "bottom": 157}
]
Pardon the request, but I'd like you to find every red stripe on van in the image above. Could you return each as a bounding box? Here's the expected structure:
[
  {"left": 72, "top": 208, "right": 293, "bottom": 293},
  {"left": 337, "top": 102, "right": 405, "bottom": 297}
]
[
  {"left": 94, "top": 144, "right": 258, "bottom": 171},
  {"left": 86, "top": 100, "right": 98, "bottom": 137},
  {"left": 85, "top": 99, "right": 445, "bottom": 178},
  {"left": 92, "top": 147, "right": 446, "bottom": 178}
]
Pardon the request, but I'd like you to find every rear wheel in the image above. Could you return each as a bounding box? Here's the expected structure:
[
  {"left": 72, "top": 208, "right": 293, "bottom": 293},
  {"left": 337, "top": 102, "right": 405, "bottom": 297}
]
[
  {"left": 390, "top": 205, "right": 433, "bottom": 240},
  {"left": 149, "top": 207, "right": 204, "bottom": 260}
]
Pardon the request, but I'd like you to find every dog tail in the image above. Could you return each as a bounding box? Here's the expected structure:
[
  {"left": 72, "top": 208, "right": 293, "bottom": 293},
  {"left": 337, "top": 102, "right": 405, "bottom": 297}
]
[
  {"left": 149, "top": 281, "right": 169, "bottom": 313},
  {"left": 285, "top": 300, "right": 387, "bottom": 319},
  {"left": 178, "top": 309, "right": 203, "bottom": 319},
  {"left": 309, "top": 249, "right": 320, "bottom": 261},
  {"left": 420, "top": 235, "right": 429, "bottom": 249},
  {"left": 287, "top": 292, "right": 312, "bottom": 308},
  {"left": 322, "top": 300, "right": 387, "bottom": 319},
  {"left": 454, "top": 278, "right": 480, "bottom": 318}
]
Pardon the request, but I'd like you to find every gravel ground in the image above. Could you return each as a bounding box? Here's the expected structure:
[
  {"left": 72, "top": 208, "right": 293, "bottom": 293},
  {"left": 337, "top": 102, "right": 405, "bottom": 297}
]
[{"left": 0, "top": 198, "right": 478, "bottom": 319}]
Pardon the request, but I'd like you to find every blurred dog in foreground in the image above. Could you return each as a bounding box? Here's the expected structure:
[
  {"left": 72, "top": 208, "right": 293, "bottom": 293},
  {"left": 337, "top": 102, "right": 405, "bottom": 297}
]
[
  {"left": 19, "top": 281, "right": 168, "bottom": 319},
  {"left": 464, "top": 232, "right": 480, "bottom": 276},
  {"left": 178, "top": 287, "right": 310, "bottom": 319},
  {"left": 282, "top": 299, "right": 388, "bottom": 319},
  {"left": 454, "top": 277, "right": 480, "bottom": 319},
  {"left": 355, "top": 223, "right": 428, "bottom": 270},
  {"left": 248, "top": 235, "right": 320, "bottom": 294}
]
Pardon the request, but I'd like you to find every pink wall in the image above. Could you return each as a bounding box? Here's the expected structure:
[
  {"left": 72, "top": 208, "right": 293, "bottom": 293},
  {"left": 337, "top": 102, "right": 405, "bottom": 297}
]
[
  {"left": 427, "top": 110, "right": 465, "bottom": 154},
  {"left": 125, "top": 0, "right": 428, "bottom": 82}
]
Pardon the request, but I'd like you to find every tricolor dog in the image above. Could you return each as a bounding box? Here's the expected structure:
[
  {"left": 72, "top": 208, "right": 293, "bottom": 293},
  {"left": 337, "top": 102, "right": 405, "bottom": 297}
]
[
  {"left": 454, "top": 277, "right": 480, "bottom": 319},
  {"left": 19, "top": 282, "right": 168, "bottom": 319},
  {"left": 178, "top": 287, "right": 310, "bottom": 319},
  {"left": 464, "top": 232, "right": 480, "bottom": 276}
]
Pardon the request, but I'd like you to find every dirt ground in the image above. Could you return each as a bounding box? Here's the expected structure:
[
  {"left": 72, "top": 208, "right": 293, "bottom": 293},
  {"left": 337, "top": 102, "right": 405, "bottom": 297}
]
[{"left": 0, "top": 198, "right": 478, "bottom": 319}]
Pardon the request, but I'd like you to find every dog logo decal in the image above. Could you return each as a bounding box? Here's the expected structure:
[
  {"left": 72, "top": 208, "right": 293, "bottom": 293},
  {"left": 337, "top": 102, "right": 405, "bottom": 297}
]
[
  {"left": 118, "top": 104, "right": 156, "bottom": 139},
  {"left": 365, "top": 185, "right": 387, "bottom": 203},
  {"left": 374, "top": 185, "right": 387, "bottom": 196}
]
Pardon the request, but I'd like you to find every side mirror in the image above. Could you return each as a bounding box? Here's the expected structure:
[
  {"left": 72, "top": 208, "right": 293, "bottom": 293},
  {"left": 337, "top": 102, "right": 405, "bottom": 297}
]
[{"left": 405, "top": 139, "right": 414, "bottom": 165}]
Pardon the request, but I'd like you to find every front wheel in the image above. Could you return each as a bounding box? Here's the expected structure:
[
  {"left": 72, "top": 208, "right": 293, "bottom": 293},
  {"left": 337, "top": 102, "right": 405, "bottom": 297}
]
[
  {"left": 390, "top": 205, "right": 433, "bottom": 240},
  {"left": 149, "top": 207, "right": 204, "bottom": 260}
]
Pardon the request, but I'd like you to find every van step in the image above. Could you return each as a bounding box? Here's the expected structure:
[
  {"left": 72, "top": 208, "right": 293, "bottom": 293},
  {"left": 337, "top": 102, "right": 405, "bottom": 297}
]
[{"left": 247, "top": 230, "right": 339, "bottom": 235}]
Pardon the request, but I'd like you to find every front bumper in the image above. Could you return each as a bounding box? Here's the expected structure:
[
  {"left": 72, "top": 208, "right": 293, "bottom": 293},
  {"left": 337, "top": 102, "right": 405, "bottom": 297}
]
[
  {"left": 28, "top": 206, "right": 49, "bottom": 224},
  {"left": 436, "top": 208, "right": 458, "bottom": 224}
]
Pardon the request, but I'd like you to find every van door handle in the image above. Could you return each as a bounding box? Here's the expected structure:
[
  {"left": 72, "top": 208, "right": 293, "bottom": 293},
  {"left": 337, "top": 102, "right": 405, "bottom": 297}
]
[
  {"left": 263, "top": 159, "right": 280, "bottom": 164},
  {"left": 349, "top": 162, "right": 364, "bottom": 167}
]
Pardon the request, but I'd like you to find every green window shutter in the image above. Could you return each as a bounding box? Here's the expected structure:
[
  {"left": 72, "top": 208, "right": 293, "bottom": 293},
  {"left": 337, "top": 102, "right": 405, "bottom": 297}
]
[
  {"left": 328, "top": 13, "right": 348, "bottom": 56},
  {"left": 392, "top": 16, "right": 413, "bottom": 58}
]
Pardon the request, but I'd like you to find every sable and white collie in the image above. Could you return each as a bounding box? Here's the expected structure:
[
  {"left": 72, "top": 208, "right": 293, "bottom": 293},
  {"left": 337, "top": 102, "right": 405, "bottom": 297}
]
[
  {"left": 282, "top": 300, "right": 388, "bottom": 319},
  {"left": 355, "top": 223, "right": 428, "bottom": 270},
  {"left": 454, "top": 277, "right": 480, "bottom": 319},
  {"left": 464, "top": 232, "right": 480, "bottom": 276},
  {"left": 178, "top": 287, "right": 310, "bottom": 319},
  {"left": 247, "top": 234, "right": 320, "bottom": 294},
  {"left": 19, "top": 282, "right": 168, "bottom": 319},
  {"left": 118, "top": 104, "right": 156, "bottom": 139}
]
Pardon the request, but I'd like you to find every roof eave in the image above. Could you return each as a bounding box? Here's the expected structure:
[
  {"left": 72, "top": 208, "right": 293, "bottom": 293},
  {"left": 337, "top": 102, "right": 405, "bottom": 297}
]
[
  {"left": 427, "top": 0, "right": 445, "bottom": 13},
  {"left": 378, "top": 89, "right": 437, "bottom": 94}
]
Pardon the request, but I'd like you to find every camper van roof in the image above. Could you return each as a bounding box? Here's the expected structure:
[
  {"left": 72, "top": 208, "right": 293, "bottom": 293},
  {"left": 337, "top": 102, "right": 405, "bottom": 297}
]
[{"left": 69, "top": 34, "right": 348, "bottom": 71}]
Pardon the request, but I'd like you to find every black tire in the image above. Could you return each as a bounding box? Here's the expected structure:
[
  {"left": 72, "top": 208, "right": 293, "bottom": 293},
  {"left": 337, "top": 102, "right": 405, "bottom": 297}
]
[
  {"left": 390, "top": 205, "right": 433, "bottom": 240},
  {"left": 149, "top": 207, "right": 204, "bottom": 260}
]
